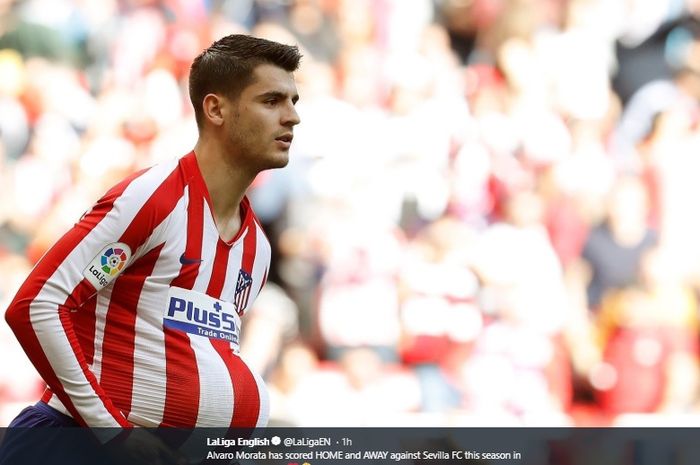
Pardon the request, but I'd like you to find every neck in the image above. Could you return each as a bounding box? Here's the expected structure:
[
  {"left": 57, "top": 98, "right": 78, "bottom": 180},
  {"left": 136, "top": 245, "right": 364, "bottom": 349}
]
[{"left": 193, "top": 137, "right": 255, "bottom": 222}]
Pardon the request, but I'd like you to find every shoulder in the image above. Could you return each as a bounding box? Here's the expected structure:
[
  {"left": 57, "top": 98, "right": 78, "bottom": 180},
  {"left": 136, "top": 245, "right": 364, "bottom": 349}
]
[
  {"left": 78, "top": 157, "right": 188, "bottom": 245},
  {"left": 98, "top": 158, "right": 184, "bottom": 208}
]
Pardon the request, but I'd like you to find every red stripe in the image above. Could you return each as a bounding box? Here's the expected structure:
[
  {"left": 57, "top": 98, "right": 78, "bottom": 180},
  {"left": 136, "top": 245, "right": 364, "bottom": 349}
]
[
  {"left": 240, "top": 224, "right": 257, "bottom": 282},
  {"left": 211, "top": 341, "right": 261, "bottom": 427},
  {"left": 4, "top": 172, "right": 144, "bottom": 427},
  {"left": 207, "top": 241, "right": 230, "bottom": 298},
  {"left": 249, "top": 208, "right": 270, "bottom": 250},
  {"left": 160, "top": 331, "right": 199, "bottom": 426},
  {"left": 119, "top": 168, "right": 184, "bottom": 252},
  {"left": 231, "top": 197, "right": 252, "bottom": 244},
  {"left": 98, "top": 244, "right": 165, "bottom": 418},
  {"left": 251, "top": 213, "right": 270, "bottom": 297},
  {"left": 160, "top": 191, "right": 203, "bottom": 427},
  {"left": 72, "top": 294, "right": 97, "bottom": 365}
]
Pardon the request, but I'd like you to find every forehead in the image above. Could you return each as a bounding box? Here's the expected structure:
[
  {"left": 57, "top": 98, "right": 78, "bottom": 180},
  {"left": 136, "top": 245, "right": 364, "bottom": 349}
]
[{"left": 243, "top": 63, "right": 298, "bottom": 96}]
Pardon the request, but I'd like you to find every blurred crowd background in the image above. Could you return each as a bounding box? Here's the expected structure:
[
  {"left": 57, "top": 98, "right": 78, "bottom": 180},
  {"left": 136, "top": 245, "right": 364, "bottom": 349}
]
[{"left": 3, "top": 0, "right": 700, "bottom": 427}]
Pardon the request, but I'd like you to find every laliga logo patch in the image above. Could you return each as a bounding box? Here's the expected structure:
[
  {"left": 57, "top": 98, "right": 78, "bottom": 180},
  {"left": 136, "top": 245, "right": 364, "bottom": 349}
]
[
  {"left": 164, "top": 287, "right": 241, "bottom": 346},
  {"left": 101, "top": 247, "right": 128, "bottom": 276},
  {"left": 83, "top": 242, "right": 131, "bottom": 289}
]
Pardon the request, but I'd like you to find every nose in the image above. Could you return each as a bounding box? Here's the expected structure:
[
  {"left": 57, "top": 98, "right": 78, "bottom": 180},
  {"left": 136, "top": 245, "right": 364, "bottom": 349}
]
[{"left": 282, "top": 103, "right": 301, "bottom": 127}]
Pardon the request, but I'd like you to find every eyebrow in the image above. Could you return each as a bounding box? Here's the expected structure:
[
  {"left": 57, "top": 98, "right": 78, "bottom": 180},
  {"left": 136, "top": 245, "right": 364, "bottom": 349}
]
[{"left": 258, "top": 91, "right": 299, "bottom": 104}]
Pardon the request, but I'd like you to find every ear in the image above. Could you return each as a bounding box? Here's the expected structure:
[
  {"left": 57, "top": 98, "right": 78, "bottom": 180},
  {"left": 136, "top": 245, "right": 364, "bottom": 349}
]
[{"left": 202, "top": 93, "right": 225, "bottom": 127}]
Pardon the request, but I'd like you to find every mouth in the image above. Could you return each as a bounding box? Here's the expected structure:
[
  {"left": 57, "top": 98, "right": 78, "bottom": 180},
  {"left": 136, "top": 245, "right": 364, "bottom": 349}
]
[{"left": 275, "top": 133, "right": 293, "bottom": 149}]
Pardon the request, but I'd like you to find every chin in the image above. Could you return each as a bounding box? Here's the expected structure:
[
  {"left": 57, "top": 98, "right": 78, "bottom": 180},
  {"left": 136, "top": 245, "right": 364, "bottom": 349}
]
[{"left": 261, "top": 154, "right": 289, "bottom": 170}]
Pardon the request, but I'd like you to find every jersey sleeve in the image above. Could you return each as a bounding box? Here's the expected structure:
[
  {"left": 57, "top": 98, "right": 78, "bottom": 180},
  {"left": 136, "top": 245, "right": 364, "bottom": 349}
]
[{"left": 4, "top": 159, "right": 182, "bottom": 434}]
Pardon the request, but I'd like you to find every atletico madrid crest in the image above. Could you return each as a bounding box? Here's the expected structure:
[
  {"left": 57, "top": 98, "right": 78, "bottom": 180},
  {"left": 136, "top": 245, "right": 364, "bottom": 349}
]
[{"left": 234, "top": 269, "right": 253, "bottom": 314}]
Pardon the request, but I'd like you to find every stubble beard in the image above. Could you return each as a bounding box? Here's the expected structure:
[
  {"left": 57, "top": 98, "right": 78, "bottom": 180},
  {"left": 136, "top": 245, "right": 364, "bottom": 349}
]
[
  {"left": 229, "top": 129, "right": 289, "bottom": 173},
  {"left": 235, "top": 142, "right": 290, "bottom": 174}
]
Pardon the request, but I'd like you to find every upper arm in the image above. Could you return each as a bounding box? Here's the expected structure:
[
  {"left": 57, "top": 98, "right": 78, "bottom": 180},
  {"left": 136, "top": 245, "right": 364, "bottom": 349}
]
[
  {"left": 7, "top": 158, "right": 183, "bottom": 321},
  {"left": 2, "top": 159, "right": 185, "bottom": 428}
]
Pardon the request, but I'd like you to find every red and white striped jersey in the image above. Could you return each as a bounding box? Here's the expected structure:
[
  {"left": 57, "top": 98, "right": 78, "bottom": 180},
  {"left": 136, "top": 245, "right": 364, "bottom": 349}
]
[{"left": 5, "top": 151, "right": 271, "bottom": 430}]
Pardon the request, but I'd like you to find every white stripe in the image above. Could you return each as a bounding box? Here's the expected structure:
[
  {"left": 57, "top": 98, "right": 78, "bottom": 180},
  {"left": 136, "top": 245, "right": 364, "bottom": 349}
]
[
  {"left": 252, "top": 368, "right": 270, "bottom": 427},
  {"left": 191, "top": 335, "right": 235, "bottom": 427},
  {"left": 46, "top": 393, "right": 68, "bottom": 415},
  {"left": 193, "top": 198, "right": 217, "bottom": 293},
  {"left": 90, "top": 289, "right": 113, "bottom": 382},
  {"left": 247, "top": 222, "right": 271, "bottom": 314}
]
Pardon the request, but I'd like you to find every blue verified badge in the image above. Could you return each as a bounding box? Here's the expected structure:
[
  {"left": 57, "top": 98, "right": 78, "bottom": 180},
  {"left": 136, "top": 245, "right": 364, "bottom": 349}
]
[
  {"left": 83, "top": 242, "right": 132, "bottom": 290},
  {"left": 164, "top": 286, "right": 242, "bottom": 347}
]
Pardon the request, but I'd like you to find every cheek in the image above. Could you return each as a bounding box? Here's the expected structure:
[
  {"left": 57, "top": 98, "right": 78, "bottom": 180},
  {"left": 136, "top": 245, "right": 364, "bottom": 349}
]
[{"left": 233, "top": 112, "right": 268, "bottom": 144}]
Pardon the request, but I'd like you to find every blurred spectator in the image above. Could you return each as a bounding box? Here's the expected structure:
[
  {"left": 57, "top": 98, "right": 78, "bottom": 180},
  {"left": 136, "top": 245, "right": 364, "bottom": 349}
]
[
  {"left": 266, "top": 341, "right": 321, "bottom": 426},
  {"left": 591, "top": 246, "right": 699, "bottom": 416},
  {"left": 576, "top": 176, "right": 658, "bottom": 313},
  {"left": 315, "top": 217, "right": 404, "bottom": 362},
  {"left": 612, "top": 66, "right": 700, "bottom": 165},
  {"left": 612, "top": 0, "right": 699, "bottom": 104},
  {"left": 240, "top": 283, "right": 300, "bottom": 376},
  {"left": 267, "top": 344, "right": 421, "bottom": 426},
  {"left": 0, "top": 0, "right": 83, "bottom": 65},
  {"left": 398, "top": 215, "right": 480, "bottom": 412},
  {"left": 279, "top": 0, "right": 340, "bottom": 63},
  {"left": 638, "top": 104, "right": 700, "bottom": 288}
]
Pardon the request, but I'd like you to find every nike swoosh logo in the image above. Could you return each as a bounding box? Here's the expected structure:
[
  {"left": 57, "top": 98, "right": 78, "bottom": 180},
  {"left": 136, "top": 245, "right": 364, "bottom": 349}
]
[{"left": 179, "top": 253, "right": 203, "bottom": 265}]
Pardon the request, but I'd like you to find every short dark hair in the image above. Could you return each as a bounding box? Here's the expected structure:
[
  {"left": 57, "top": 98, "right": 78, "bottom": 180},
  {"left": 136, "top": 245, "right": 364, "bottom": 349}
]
[{"left": 189, "top": 34, "right": 302, "bottom": 128}]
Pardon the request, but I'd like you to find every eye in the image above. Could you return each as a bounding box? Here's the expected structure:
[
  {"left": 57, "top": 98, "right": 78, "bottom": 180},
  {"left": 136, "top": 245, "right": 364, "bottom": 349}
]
[{"left": 264, "top": 98, "right": 278, "bottom": 106}]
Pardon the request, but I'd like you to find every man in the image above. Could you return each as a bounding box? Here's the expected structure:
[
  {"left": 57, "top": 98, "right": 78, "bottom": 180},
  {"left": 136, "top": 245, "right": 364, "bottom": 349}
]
[{"left": 0, "top": 34, "right": 301, "bottom": 464}]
